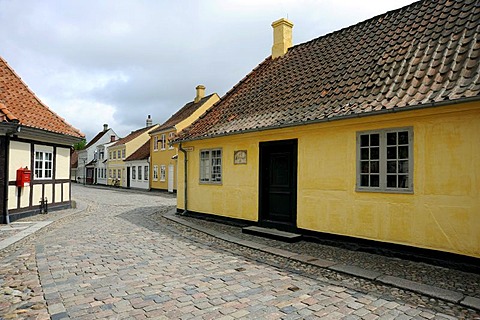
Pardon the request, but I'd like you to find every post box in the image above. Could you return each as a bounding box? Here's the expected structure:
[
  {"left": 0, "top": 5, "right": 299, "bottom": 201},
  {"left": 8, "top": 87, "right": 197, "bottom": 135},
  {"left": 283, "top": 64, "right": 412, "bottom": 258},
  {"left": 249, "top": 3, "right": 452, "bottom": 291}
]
[{"left": 16, "top": 167, "right": 31, "bottom": 187}]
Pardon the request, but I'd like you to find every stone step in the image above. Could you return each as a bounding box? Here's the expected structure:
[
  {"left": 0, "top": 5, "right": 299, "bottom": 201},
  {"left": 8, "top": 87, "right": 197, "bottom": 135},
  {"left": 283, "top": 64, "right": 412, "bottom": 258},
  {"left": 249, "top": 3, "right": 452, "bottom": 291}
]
[{"left": 242, "top": 226, "right": 302, "bottom": 243}]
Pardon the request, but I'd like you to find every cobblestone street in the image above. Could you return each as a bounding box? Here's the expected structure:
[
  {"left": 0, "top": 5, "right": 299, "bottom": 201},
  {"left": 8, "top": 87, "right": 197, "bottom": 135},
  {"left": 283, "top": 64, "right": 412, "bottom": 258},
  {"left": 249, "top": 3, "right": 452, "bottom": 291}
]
[{"left": 1, "top": 185, "right": 479, "bottom": 319}]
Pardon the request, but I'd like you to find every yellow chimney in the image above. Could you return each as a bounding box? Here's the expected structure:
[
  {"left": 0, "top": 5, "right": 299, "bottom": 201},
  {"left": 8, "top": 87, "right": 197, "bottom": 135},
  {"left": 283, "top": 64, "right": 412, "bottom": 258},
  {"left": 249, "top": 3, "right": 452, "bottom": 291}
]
[
  {"left": 271, "top": 18, "right": 294, "bottom": 59},
  {"left": 195, "top": 85, "right": 205, "bottom": 103}
]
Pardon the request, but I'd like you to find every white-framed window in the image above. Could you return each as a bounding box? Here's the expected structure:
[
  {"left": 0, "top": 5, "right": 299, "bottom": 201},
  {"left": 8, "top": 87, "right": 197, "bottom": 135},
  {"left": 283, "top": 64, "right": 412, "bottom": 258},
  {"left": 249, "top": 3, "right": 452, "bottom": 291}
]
[
  {"left": 200, "top": 149, "right": 222, "bottom": 183},
  {"left": 117, "top": 150, "right": 121, "bottom": 159},
  {"left": 154, "top": 136, "right": 159, "bottom": 151},
  {"left": 113, "top": 170, "right": 116, "bottom": 179},
  {"left": 161, "top": 134, "right": 166, "bottom": 150},
  {"left": 168, "top": 132, "right": 175, "bottom": 150},
  {"left": 117, "top": 169, "right": 121, "bottom": 178},
  {"left": 113, "top": 151, "right": 116, "bottom": 159},
  {"left": 109, "top": 169, "right": 112, "bottom": 178},
  {"left": 122, "top": 149, "right": 125, "bottom": 159},
  {"left": 160, "top": 165, "right": 166, "bottom": 181},
  {"left": 144, "top": 166, "right": 149, "bottom": 181},
  {"left": 153, "top": 165, "right": 158, "bottom": 181},
  {"left": 357, "top": 127, "right": 413, "bottom": 192},
  {"left": 132, "top": 166, "right": 136, "bottom": 180},
  {"left": 138, "top": 166, "right": 142, "bottom": 180},
  {"left": 34, "top": 150, "right": 53, "bottom": 179}
]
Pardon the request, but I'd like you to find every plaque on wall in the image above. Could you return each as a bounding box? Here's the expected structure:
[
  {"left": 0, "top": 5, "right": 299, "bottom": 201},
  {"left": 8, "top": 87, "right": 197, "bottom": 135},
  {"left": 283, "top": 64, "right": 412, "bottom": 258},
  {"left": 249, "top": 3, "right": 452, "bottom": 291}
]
[{"left": 234, "top": 150, "right": 247, "bottom": 164}]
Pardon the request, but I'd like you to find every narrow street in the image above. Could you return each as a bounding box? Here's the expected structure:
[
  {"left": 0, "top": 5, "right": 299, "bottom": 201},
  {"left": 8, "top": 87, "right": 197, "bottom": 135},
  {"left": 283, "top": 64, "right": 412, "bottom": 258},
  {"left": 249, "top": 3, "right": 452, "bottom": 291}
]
[{"left": 0, "top": 185, "right": 478, "bottom": 319}]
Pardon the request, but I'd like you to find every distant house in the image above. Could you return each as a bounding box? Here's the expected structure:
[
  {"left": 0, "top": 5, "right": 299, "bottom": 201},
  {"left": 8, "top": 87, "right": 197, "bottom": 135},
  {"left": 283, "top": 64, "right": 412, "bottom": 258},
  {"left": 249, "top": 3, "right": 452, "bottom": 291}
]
[
  {"left": 0, "top": 57, "right": 84, "bottom": 223},
  {"left": 174, "top": 1, "right": 480, "bottom": 258},
  {"left": 93, "top": 139, "right": 118, "bottom": 186},
  {"left": 70, "top": 150, "right": 79, "bottom": 182},
  {"left": 76, "top": 124, "right": 119, "bottom": 185},
  {"left": 125, "top": 141, "right": 150, "bottom": 190},
  {"left": 107, "top": 116, "right": 159, "bottom": 188},
  {"left": 149, "top": 86, "right": 219, "bottom": 192}
]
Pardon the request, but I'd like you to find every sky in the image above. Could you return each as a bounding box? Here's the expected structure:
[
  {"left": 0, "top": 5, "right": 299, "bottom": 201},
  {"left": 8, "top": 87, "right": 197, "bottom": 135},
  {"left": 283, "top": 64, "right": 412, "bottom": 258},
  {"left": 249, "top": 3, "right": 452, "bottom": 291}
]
[{"left": 0, "top": 0, "right": 416, "bottom": 141}]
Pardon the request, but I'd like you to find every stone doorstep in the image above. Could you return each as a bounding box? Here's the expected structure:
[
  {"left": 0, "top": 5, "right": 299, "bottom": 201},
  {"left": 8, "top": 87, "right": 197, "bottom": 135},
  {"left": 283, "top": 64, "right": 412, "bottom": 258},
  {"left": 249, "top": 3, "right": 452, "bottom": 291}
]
[
  {"left": 242, "top": 226, "right": 302, "bottom": 243},
  {"left": 164, "top": 211, "right": 480, "bottom": 311}
]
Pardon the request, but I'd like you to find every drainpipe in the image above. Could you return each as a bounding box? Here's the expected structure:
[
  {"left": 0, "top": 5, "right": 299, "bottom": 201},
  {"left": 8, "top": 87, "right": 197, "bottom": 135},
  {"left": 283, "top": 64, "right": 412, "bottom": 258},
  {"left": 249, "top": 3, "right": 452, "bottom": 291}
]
[
  {"left": 4, "top": 135, "right": 10, "bottom": 224},
  {"left": 178, "top": 143, "right": 188, "bottom": 215}
]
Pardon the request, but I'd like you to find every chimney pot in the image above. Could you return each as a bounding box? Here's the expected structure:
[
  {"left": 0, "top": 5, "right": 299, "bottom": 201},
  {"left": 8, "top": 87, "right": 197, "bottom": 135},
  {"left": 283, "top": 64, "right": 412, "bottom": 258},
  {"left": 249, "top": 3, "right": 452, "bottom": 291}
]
[
  {"left": 103, "top": 124, "right": 108, "bottom": 132},
  {"left": 195, "top": 85, "right": 205, "bottom": 103},
  {"left": 271, "top": 18, "right": 294, "bottom": 59},
  {"left": 146, "top": 114, "right": 152, "bottom": 127}
]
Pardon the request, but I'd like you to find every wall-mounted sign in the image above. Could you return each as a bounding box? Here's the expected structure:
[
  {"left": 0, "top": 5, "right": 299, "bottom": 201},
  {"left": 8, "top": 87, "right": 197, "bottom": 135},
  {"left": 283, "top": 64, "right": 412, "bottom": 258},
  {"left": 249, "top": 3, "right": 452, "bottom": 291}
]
[
  {"left": 234, "top": 150, "right": 247, "bottom": 164},
  {"left": 183, "top": 146, "right": 194, "bottom": 152}
]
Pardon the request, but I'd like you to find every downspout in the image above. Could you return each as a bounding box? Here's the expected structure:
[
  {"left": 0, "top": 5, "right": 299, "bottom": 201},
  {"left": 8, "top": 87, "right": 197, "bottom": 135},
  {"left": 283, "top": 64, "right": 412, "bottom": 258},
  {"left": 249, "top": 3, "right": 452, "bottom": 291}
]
[
  {"left": 178, "top": 143, "right": 188, "bottom": 215},
  {"left": 3, "top": 134, "right": 10, "bottom": 224}
]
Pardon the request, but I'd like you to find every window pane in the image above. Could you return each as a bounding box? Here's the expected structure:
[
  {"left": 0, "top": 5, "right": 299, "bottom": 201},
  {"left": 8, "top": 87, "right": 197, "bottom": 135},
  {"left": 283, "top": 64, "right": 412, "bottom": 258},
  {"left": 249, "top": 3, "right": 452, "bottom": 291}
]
[
  {"left": 387, "top": 161, "right": 397, "bottom": 173},
  {"left": 370, "top": 161, "right": 379, "bottom": 173},
  {"left": 370, "top": 147, "right": 379, "bottom": 160},
  {"left": 370, "top": 175, "right": 379, "bottom": 187},
  {"left": 387, "top": 175, "right": 397, "bottom": 188},
  {"left": 387, "top": 147, "right": 397, "bottom": 159},
  {"left": 398, "top": 160, "right": 408, "bottom": 173},
  {"left": 398, "top": 131, "right": 409, "bottom": 144},
  {"left": 370, "top": 134, "right": 379, "bottom": 146},
  {"left": 361, "top": 161, "right": 369, "bottom": 173},
  {"left": 360, "top": 175, "right": 369, "bottom": 187},
  {"left": 398, "top": 175, "right": 408, "bottom": 188},
  {"left": 360, "top": 135, "right": 369, "bottom": 147},
  {"left": 360, "top": 148, "right": 369, "bottom": 160},
  {"left": 398, "top": 146, "right": 408, "bottom": 159},
  {"left": 387, "top": 132, "right": 397, "bottom": 145}
]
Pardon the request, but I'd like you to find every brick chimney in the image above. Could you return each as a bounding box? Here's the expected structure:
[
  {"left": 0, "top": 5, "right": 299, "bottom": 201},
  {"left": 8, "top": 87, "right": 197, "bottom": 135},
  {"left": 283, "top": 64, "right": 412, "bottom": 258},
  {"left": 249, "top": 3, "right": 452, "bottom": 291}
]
[
  {"left": 194, "top": 85, "right": 205, "bottom": 103},
  {"left": 146, "top": 114, "right": 152, "bottom": 127},
  {"left": 271, "top": 18, "right": 294, "bottom": 59},
  {"left": 103, "top": 124, "right": 108, "bottom": 132}
]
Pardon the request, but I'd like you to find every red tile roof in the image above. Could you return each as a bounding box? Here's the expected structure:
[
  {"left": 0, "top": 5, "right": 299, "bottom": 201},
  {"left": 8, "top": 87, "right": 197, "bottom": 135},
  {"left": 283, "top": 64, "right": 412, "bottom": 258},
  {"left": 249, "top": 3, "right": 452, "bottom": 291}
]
[
  {"left": 0, "top": 57, "right": 84, "bottom": 138},
  {"left": 113, "top": 125, "right": 157, "bottom": 147},
  {"left": 125, "top": 141, "right": 150, "bottom": 161},
  {"left": 150, "top": 94, "right": 217, "bottom": 134},
  {"left": 71, "top": 150, "right": 79, "bottom": 168},
  {"left": 177, "top": 0, "right": 480, "bottom": 141}
]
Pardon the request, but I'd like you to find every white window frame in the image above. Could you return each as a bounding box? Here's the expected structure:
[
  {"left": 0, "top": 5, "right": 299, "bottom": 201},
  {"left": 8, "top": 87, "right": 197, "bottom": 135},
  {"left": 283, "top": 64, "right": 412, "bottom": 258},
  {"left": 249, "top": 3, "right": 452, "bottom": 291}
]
[
  {"left": 199, "top": 149, "right": 222, "bottom": 184},
  {"left": 153, "top": 136, "right": 159, "bottom": 151},
  {"left": 153, "top": 165, "right": 158, "bottom": 181},
  {"left": 356, "top": 127, "right": 413, "bottom": 193},
  {"left": 161, "top": 134, "right": 166, "bottom": 150},
  {"left": 132, "top": 166, "right": 136, "bottom": 180},
  {"left": 168, "top": 132, "right": 175, "bottom": 150},
  {"left": 160, "top": 165, "right": 166, "bottom": 181},
  {"left": 122, "top": 149, "right": 125, "bottom": 159},
  {"left": 144, "top": 166, "right": 149, "bottom": 181},
  {"left": 34, "top": 149, "right": 53, "bottom": 180},
  {"left": 137, "top": 166, "right": 142, "bottom": 180}
]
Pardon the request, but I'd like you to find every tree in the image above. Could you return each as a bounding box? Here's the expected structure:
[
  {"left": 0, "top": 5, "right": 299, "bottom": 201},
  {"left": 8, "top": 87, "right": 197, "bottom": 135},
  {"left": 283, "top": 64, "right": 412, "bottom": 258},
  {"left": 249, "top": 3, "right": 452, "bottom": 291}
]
[{"left": 74, "top": 139, "right": 87, "bottom": 150}]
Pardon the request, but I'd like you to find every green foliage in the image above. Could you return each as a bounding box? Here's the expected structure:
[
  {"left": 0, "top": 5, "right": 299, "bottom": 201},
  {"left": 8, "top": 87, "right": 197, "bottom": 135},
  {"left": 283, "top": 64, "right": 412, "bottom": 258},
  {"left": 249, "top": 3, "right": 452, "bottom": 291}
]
[{"left": 74, "top": 139, "right": 87, "bottom": 150}]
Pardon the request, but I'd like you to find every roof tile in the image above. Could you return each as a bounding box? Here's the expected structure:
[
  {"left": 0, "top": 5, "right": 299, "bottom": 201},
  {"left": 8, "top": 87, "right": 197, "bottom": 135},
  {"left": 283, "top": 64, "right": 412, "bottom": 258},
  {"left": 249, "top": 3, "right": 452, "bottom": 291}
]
[{"left": 178, "top": 0, "right": 480, "bottom": 142}]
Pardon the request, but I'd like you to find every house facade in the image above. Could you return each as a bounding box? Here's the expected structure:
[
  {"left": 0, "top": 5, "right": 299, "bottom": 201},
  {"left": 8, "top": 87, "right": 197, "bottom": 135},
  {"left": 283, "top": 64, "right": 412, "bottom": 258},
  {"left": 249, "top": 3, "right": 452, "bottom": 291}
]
[
  {"left": 107, "top": 117, "right": 158, "bottom": 187},
  {"left": 76, "top": 124, "right": 118, "bottom": 185},
  {"left": 150, "top": 86, "right": 219, "bottom": 192},
  {"left": 125, "top": 141, "right": 150, "bottom": 190},
  {"left": 93, "top": 140, "right": 117, "bottom": 185},
  {"left": 0, "top": 57, "right": 84, "bottom": 223},
  {"left": 175, "top": 1, "right": 480, "bottom": 259}
]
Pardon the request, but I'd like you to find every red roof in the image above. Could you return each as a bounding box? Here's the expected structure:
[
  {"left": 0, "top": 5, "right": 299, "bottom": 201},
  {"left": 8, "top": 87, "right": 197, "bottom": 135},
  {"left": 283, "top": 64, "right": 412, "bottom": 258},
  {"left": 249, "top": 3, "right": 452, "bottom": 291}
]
[
  {"left": 0, "top": 57, "right": 84, "bottom": 138},
  {"left": 177, "top": 0, "right": 480, "bottom": 141},
  {"left": 113, "top": 125, "right": 157, "bottom": 146}
]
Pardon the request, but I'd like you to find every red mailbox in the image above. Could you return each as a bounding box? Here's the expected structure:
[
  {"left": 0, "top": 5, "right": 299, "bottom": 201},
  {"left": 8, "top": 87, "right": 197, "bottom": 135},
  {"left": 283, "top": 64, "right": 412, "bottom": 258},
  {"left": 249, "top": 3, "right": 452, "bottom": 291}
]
[{"left": 16, "top": 167, "right": 31, "bottom": 187}]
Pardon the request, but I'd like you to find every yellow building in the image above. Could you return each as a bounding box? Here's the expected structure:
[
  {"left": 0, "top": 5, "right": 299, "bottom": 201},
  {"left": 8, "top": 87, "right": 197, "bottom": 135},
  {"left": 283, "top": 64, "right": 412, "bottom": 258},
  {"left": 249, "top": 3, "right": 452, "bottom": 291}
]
[
  {"left": 149, "top": 86, "right": 219, "bottom": 192},
  {"left": 107, "top": 117, "right": 159, "bottom": 188},
  {"left": 174, "top": 2, "right": 480, "bottom": 259}
]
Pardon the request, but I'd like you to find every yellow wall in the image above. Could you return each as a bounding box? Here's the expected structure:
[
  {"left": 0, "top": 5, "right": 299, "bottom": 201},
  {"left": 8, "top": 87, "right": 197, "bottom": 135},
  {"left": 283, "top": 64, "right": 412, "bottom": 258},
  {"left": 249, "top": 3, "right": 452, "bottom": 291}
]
[
  {"left": 56, "top": 147, "right": 70, "bottom": 179},
  {"left": 177, "top": 102, "right": 480, "bottom": 258},
  {"left": 9, "top": 141, "right": 30, "bottom": 178},
  {"left": 150, "top": 129, "right": 177, "bottom": 190}
]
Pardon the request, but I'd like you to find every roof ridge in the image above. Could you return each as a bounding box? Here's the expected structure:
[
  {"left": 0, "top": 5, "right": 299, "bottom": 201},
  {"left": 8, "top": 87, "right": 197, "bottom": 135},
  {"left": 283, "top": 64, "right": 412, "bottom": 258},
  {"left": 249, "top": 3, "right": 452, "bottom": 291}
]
[{"left": 0, "top": 56, "right": 84, "bottom": 138}]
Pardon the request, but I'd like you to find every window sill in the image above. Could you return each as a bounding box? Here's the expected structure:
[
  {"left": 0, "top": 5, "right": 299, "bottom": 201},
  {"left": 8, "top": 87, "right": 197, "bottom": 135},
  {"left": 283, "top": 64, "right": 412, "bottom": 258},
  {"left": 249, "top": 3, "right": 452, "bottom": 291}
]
[
  {"left": 199, "top": 181, "right": 223, "bottom": 186},
  {"left": 355, "top": 187, "right": 413, "bottom": 194}
]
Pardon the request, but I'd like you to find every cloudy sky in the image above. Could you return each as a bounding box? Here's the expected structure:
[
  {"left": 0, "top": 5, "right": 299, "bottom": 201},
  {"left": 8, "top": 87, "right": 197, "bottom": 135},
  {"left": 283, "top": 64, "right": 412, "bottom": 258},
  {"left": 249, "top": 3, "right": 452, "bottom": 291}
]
[{"left": 0, "top": 0, "right": 415, "bottom": 141}]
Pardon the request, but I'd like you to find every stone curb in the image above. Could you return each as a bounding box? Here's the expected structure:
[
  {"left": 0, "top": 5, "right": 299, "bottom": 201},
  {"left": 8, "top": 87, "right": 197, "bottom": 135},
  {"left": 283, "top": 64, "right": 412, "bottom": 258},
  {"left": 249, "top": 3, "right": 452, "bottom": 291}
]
[
  {"left": 164, "top": 210, "right": 480, "bottom": 312},
  {"left": 0, "top": 199, "right": 88, "bottom": 251}
]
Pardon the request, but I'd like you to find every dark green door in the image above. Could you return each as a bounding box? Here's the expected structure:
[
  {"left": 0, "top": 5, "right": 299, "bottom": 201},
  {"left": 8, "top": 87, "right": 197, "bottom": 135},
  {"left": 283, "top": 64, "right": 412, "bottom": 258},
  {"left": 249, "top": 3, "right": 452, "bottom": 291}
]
[{"left": 259, "top": 139, "right": 297, "bottom": 231}]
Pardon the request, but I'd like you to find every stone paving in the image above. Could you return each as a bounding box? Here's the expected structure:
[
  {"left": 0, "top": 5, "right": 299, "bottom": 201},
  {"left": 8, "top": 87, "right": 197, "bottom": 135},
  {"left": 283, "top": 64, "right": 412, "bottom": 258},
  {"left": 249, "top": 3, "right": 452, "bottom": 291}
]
[{"left": 0, "top": 184, "right": 479, "bottom": 319}]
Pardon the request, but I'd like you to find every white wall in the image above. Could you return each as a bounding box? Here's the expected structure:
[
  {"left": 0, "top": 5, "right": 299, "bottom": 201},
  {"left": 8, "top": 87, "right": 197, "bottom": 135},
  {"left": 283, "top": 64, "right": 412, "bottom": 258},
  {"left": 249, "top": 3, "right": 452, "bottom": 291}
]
[{"left": 126, "top": 160, "right": 150, "bottom": 190}]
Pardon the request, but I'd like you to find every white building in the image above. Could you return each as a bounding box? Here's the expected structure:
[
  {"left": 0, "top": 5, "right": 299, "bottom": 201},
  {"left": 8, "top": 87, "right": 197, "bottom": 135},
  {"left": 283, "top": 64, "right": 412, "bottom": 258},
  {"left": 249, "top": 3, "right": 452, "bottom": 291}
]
[{"left": 124, "top": 141, "right": 150, "bottom": 190}]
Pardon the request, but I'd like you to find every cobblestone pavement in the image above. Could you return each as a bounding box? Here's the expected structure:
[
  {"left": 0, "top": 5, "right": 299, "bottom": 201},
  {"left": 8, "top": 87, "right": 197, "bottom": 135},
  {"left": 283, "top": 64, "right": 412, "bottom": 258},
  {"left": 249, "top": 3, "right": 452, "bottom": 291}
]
[{"left": 0, "top": 184, "right": 479, "bottom": 319}]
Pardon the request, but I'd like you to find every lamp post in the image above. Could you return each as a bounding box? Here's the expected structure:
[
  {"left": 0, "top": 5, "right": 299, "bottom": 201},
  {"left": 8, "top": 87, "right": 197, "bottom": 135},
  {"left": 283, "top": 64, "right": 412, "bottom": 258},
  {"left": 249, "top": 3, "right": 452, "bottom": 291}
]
[{"left": 81, "top": 158, "right": 86, "bottom": 185}]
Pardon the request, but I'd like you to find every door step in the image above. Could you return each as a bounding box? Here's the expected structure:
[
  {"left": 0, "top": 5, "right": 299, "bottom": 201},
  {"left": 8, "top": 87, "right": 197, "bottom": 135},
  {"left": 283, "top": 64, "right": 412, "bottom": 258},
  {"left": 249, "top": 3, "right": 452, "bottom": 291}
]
[{"left": 242, "top": 226, "right": 302, "bottom": 243}]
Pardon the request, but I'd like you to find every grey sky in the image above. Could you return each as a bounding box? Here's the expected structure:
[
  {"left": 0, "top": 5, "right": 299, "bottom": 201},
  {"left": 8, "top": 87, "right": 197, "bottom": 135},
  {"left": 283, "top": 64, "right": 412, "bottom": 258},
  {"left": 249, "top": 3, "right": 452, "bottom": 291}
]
[{"left": 0, "top": 0, "right": 415, "bottom": 141}]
